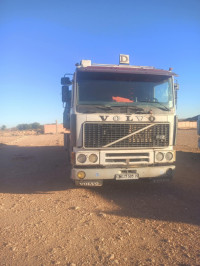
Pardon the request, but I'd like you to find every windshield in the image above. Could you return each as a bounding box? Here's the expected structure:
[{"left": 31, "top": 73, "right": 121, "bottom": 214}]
[{"left": 77, "top": 72, "right": 173, "bottom": 111}]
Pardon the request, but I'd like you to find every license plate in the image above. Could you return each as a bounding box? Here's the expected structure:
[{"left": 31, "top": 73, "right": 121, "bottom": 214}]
[{"left": 115, "top": 173, "right": 139, "bottom": 180}]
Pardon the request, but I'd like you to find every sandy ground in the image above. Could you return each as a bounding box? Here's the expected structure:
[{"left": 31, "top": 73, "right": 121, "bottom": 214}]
[{"left": 0, "top": 129, "right": 200, "bottom": 265}]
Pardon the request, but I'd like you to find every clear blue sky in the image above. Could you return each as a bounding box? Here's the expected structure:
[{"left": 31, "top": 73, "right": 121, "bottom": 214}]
[{"left": 1, "top": 0, "right": 200, "bottom": 127}]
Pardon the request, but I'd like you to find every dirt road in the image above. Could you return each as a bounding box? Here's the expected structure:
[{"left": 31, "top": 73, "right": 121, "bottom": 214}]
[{"left": 0, "top": 130, "right": 200, "bottom": 265}]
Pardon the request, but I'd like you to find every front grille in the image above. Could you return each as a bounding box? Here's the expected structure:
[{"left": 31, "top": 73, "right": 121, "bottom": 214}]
[{"left": 84, "top": 123, "right": 169, "bottom": 148}]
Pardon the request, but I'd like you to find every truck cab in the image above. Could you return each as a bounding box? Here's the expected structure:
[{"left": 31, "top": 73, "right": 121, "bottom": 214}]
[{"left": 61, "top": 55, "right": 179, "bottom": 186}]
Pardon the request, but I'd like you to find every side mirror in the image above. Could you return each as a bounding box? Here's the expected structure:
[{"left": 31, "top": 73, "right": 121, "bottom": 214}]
[
  {"left": 174, "top": 81, "right": 179, "bottom": 106},
  {"left": 62, "top": 86, "right": 71, "bottom": 103},
  {"left": 61, "top": 77, "right": 72, "bottom": 86},
  {"left": 174, "top": 82, "right": 179, "bottom": 90}
]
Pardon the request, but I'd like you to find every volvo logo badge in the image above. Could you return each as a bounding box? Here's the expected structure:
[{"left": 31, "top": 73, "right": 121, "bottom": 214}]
[{"left": 149, "top": 116, "right": 155, "bottom": 122}]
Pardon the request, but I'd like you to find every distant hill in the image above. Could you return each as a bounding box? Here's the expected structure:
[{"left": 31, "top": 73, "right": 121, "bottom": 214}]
[{"left": 179, "top": 115, "right": 200, "bottom": 122}]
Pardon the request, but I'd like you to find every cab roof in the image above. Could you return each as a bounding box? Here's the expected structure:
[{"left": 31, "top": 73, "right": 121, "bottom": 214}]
[{"left": 76, "top": 65, "right": 177, "bottom": 77}]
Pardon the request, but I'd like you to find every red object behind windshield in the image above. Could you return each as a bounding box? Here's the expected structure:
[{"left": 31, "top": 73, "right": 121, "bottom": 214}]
[{"left": 112, "top": 96, "right": 134, "bottom": 103}]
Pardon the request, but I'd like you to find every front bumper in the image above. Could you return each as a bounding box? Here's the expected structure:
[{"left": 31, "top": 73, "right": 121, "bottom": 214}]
[{"left": 71, "top": 165, "right": 175, "bottom": 181}]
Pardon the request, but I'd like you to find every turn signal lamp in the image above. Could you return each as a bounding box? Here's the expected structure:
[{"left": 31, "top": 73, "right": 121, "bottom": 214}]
[{"left": 77, "top": 171, "right": 86, "bottom": 179}]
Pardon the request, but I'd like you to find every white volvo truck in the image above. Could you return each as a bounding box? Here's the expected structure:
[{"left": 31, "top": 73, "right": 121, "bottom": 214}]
[{"left": 61, "top": 55, "right": 179, "bottom": 186}]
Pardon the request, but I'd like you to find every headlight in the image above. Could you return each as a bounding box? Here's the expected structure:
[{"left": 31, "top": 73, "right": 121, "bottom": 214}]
[
  {"left": 89, "top": 154, "right": 98, "bottom": 163},
  {"left": 77, "top": 154, "right": 87, "bottom": 163},
  {"left": 156, "top": 152, "right": 164, "bottom": 161},
  {"left": 165, "top": 152, "right": 173, "bottom": 161}
]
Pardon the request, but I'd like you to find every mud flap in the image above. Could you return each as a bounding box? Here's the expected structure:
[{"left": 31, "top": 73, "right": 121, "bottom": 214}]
[{"left": 74, "top": 180, "right": 103, "bottom": 187}]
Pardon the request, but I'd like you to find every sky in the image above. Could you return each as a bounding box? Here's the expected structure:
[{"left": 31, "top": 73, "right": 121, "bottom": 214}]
[{"left": 0, "top": 0, "right": 200, "bottom": 127}]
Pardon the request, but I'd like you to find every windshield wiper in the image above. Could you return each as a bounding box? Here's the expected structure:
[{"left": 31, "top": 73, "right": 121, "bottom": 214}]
[
  {"left": 77, "top": 104, "right": 146, "bottom": 114},
  {"left": 77, "top": 105, "right": 113, "bottom": 113},
  {"left": 96, "top": 105, "right": 146, "bottom": 114},
  {"left": 94, "top": 106, "right": 113, "bottom": 111},
  {"left": 139, "top": 101, "right": 170, "bottom": 111},
  {"left": 111, "top": 105, "right": 145, "bottom": 114},
  {"left": 126, "top": 106, "right": 145, "bottom": 112}
]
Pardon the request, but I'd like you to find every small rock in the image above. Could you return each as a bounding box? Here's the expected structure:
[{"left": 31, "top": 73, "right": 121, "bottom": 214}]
[
  {"left": 98, "top": 212, "right": 106, "bottom": 217},
  {"left": 184, "top": 253, "right": 191, "bottom": 258},
  {"left": 180, "top": 245, "right": 186, "bottom": 250},
  {"left": 125, "top": 229, "right": 130, "bottom": 236},
  {"left": 161, "top": 238, "right": 168, "bottom": 243},
  {"left": 70, "top": 206, "right": 80, "bottom": 210},
  {"left": 114, "top": 259, "right": 119, "bottom": 264},
  {"left": 109, "top": 254, "right": 115, "bottom": 260}
]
